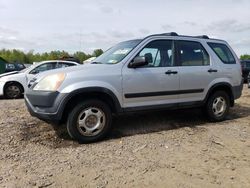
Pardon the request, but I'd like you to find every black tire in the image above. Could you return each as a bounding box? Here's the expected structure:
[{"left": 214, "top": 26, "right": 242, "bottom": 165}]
[
  {"left": 4, "top": 83, "right": 23, "bottom": 99},
  {"left": 67, "top": 99, "right": 112, "bottom": 143},
  {"left": 205, "top": 90, "right": 230, "bottom": 122}
]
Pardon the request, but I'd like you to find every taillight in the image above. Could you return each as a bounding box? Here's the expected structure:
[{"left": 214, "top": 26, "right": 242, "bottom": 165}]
[
  {"left": 240, "top": 63, "right": 243, "bottom": 76},
  {"left": 240, "top": 61, "right": 244, "bottom": 76}
]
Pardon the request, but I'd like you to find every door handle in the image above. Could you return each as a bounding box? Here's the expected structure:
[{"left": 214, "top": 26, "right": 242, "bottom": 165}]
[
  {"left": 165, "top": 70, "right": 178, "bottom": 75},
  {"left": 208, "top": 69, "right": 218, "bottom": 73}
]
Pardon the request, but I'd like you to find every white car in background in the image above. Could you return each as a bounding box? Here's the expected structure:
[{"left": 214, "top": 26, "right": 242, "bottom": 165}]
[
  {"left": 0, "top": 60, "right": 79, "bottom": 99},
  {"left": 83, "top": 57, "right": 96, "bottom": 64}
]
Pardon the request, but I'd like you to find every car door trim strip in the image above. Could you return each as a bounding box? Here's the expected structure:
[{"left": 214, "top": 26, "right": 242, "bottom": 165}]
[{"left": 124, "top": 89, "right": 204, "bottom": 98}]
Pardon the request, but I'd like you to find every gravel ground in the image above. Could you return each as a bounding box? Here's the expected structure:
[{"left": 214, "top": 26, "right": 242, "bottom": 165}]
[{"left": 0, "top": 86, "right": 250, "bottom": 188}]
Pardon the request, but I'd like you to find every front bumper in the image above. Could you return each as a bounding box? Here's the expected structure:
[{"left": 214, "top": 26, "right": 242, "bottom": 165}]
[{"left": 25, "top": 89, "right": 68, "bottom": 123}]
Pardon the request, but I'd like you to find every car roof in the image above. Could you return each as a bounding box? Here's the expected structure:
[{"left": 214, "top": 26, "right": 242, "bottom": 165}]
[{"left": 143, "top": 32, "right": 226, "bottom": 43}]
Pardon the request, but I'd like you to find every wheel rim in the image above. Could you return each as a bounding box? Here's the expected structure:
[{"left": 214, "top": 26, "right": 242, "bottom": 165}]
[
  {"left": 212, "top": 96, "right": 227, "bottom": 117},
  {"left": 77, "top": 107, "right": 106, "bottom": 137},
  {"left": 6, "top": 85, "right": 21, "bottom": 98}
]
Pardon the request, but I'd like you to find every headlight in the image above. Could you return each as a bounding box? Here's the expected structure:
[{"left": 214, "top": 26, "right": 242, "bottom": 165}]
[{"left": 33, "top": 73, "right": 66, "bottom": 91}]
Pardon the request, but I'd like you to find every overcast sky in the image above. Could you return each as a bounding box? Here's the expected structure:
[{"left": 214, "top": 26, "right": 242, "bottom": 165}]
[{"left": 0, "top": 0, "right": 250, "bottom": 56}]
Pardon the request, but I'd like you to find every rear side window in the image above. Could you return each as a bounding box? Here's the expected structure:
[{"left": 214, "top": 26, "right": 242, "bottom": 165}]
[
  {"left": 241, "top": 61, "right": 250, "bottom": 68},
  {"left": 208, "top": 43, "right": 236, "bottom": 64},
  {"left": 176, "top": 41, "right": 210, "bottom": 66},
  {"left": 246, "top": 62, "right": 250, "bottom": 68},
  {"left": 57, "top": 62, "right": 76, "bottom": 68}
]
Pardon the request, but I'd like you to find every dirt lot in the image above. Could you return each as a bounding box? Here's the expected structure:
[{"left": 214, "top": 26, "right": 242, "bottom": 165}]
[{"left": 0, "top": 86, "right": 250, "bottom": 188}]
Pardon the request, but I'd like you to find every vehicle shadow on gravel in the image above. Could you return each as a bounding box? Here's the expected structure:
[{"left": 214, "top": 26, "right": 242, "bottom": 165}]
[
  {"left": 59, "top": 104, "right": 250, "bottom": 145},
  {"left": 19, "top": 103, "right": 250, "bottom": 148},
  {"left": 110, "top": 103, "right": 250, "bottom": 139}
]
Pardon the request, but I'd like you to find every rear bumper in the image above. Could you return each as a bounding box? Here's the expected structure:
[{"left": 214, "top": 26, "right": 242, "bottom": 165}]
[
  {"left": 232, "top": 79, "right": 244, "bottom": 100},
  {"left": 248, "top": 74, "right": 250, "bottom": 88},
  {"left": 25, "top": 89, "right": 68, "bottom": 123}
]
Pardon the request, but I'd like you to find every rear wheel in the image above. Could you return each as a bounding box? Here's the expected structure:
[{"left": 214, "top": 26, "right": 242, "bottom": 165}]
[
  {"left": 67, "top": 99, "right": 112, "bottom": 143},
  {"left": 205, "top": 91, "right": 230, "bottom": 122},
  {"left": 4, "top": 83, "right": 23, "bottom": 99}
]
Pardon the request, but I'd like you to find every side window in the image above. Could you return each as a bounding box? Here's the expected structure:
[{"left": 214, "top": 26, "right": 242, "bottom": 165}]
[
  {"left": 56, "top": 62, "right": 75, "bottom": 68},
  {"left": 246, "top": 62, "right": 250, "bottom": 68},
  {"left": 177, "top": 41, "right": 210, "bottom": 66},
  {"left": 137, "top": 40, "right": 174, "bottom": 67},
  {"left": 241, "top": 61, "right": 246, "bottom": 68},
  {"left": 30, "top": 63, "right": 56, "bottom": 74},
  {"left": 208, "top": 42, "right": 236, "bottom": 64}
]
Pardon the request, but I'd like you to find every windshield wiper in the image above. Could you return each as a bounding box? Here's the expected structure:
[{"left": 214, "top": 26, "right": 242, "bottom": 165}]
[{"left": 91, "top": 61, "right": 103, "bottom": 64}]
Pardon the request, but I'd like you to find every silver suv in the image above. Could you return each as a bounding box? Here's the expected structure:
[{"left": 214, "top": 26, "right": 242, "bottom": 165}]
[{"left": 25, "top": 32, "right": 243, "bottom": 143}]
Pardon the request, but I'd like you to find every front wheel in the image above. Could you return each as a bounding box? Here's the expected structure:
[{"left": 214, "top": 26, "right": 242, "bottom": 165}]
[
  {"left": 205, "top": 91, "right": 230, "bottom": 122},
  {"left": 67, "top": 100, "right": 112, "bottom": 143},
  {"left": 4, "top": 83, "right": 23, "bottom": 99}
]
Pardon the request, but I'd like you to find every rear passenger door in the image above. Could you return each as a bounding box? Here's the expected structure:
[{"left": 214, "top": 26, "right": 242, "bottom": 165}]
[{"left": 176, "top": 40, "right": 217, "bottom": 103}]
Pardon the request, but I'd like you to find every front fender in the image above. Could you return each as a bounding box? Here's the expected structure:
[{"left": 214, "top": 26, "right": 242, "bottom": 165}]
[{"left": 59, "top": 81, "right": 122, "bottom": 106}]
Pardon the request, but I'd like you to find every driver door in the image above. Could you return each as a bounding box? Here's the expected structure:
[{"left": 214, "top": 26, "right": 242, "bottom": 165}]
[{"left": 122, "top": 40, "right": 179, "bottom": 109}]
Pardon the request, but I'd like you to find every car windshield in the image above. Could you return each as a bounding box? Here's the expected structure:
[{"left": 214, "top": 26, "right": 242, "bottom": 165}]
[{"left": 92, "top": 39, "right": 142, "bottom": 64}]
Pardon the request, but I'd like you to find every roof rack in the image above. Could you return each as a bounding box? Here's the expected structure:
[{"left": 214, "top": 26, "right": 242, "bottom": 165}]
[
  {"left": 159, "top": 33, "right": 210, "bottom": 39},
  {"left": 145, "top": 32, "right": 211, "bottom": 40},
  {"left": 194, "top": 35, "right": 209, "bottom": 39},
  {"left": 160, "top": 32, "right": 178, "bottom": 36}
]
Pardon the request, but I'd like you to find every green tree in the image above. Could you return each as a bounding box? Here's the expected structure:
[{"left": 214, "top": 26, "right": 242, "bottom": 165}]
[
  {"left": 73, "top": 51, "right": 88, "bottom": 63},
  {"left": 240, "top": 54, "right": 250, "bottom": 60},
  {"left": 0, "top": 48, "right": 102, "bottom": 64},
  {"left": 92, "top": 49, "right": 103, "bottom": 57}
]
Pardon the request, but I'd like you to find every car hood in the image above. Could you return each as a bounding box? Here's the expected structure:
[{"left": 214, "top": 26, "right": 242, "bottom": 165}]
[
  {"left": 0, "top": 71, "right": 19, "bottom": 78},
  {"left": 0, "top": 71, "right": 26, "bottom": 81}
]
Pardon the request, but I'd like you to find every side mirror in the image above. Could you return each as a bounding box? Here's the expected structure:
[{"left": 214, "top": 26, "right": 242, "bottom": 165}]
[
  {"left": 30, "top": 70, "right": 39, "bottom": 75},
  {"left": 129, "top": 56, "right": 148, "bottom": 68}
]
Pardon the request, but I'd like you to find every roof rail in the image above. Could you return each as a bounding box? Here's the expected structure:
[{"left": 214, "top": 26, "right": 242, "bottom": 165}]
[
  {"left": 144, "top": 33, "right": 212, "bottom": 40},
  {"left": 160, "top": 32, "right": 178, "bottom": 36},
  {"left": 194, "top": 35, "right": 209, "bottom": 39}
]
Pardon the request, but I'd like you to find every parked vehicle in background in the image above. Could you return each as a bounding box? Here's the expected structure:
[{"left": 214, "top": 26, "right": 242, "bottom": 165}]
[
  {"left": 25, "top": 32, "right": 243, "bottom": 143},
  {"left": 241, "top": 60, "right": 250, "bottom": 83},
  {"left": 24, "top": 64, "right": 32, "bottom": 68},
  {"left": 83, "top": 57, "right": 96, "bottom": 64},
  {"left": 60, "top": 56, "right": 81, "bottom": 64},
  {"left": 248, "top": 73, "right": 250, "bottom": 88},
  {"left": 15, "top": 63, "right": 26, "bottom": 71},
  {"left": 5, "top": 63, "right": 26, "bottom": 73},
  {"left": 0, "top": 57, "right": 7, "bottom": 74},
  {"left": 0, "top": 60, "right": 79, "bottom": 99}
]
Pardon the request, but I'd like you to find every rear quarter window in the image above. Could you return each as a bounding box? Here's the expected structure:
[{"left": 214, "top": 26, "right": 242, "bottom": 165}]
[{"left": 208, "top": 42, "right": 236, "bottom": 64}]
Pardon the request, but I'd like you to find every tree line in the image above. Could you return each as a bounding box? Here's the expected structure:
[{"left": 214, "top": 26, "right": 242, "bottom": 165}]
[
  {"left": 0, "top": 48, "right": 250, "bottom": 64},
  {"left": 0, "top": 49, "right": 104, "bottom": 64},
  {"left": 240, "top": 54, "right": 250, "bottom": 60}
]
